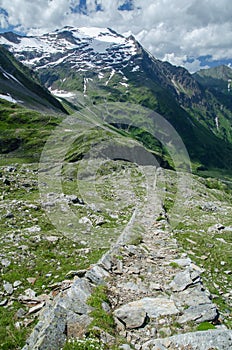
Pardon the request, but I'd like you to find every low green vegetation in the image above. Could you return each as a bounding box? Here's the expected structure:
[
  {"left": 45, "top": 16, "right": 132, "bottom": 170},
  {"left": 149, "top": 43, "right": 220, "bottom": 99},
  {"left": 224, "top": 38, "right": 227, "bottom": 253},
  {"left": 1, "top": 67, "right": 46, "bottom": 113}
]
[
  {"left": 87, "top": 286, "right": 115, "bottom": 334},
  {"left": 197, "top": 322, "right": 216, "bottom": 331},
  {"left": 0, "top": 100, "right": 63, "bottom": 162}
]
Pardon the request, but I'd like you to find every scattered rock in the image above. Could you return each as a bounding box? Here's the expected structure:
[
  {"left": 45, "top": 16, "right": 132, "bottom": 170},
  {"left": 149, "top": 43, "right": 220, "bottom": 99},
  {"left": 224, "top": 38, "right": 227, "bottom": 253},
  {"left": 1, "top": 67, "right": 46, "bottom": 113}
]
[
  {"left": 119, "top": 345, "right": 133, "bottom": 350},
  {"left": 28, "top": 301, "right": 45, "bottom": 315},
  {"left": 79, "top": 217, "right": 92, "bottom": 226},
  {"left": 13, "top": 280, "right": 22, "bottom": 288},
  {"left": 208, "top": 223, "right": 225, "bottom": 233},
  {"left": 15, "top": 308, "right": 27, "bottom": 318},
  {"left": 65, "top": 269, "right": 87, "bottom": 278},
  {"left": 0, "top": 299, "right": 8, "bottom": 306},
  {"left": 1, "top": 258, "right": 11, "bottom": 267},
  {"left": 170, "top": 258, "right": 191, "bottom": 267},
  {"left": 3, "top": 281, "right": 14, "bottom": 295},
  {"left": 26, "top": 277, "right": 37, "bottom": 285},
  {"left": 45, "top": 235, "right": 59, "bottom": 243},
  {"left": 4, "top": 212, "right": 14, "bottom": 219},
  {"left": 25, "top": 225, "right": 41, "bottom": 233}
]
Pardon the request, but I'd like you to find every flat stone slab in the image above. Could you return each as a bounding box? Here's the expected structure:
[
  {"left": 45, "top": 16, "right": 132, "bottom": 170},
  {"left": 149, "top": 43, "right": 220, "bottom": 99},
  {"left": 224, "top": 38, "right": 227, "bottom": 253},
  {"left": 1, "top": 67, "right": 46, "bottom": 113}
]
[
  {"left": 114, "top": 297, "right": 179, "bottom": 329},
  {"left": 179, "top": 303, "right": 218, "bottom": 323},
  {"left": 142, "top": 330, "right": 232, "bottom": 350},
  {"left": 170, "top": 268, "right": 200, "bottom": 292}
]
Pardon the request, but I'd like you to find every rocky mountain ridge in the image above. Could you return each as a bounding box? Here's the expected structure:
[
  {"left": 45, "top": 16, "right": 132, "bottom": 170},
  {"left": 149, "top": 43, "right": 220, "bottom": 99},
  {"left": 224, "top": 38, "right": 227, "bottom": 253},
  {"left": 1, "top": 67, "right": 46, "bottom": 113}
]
[{"left": 0, "top": 46, "right": 67, "bottom": 112}]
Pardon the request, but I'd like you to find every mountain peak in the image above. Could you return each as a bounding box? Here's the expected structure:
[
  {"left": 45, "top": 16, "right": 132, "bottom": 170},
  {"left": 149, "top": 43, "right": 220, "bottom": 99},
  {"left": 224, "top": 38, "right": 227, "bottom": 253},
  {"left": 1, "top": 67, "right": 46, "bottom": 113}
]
[{"left": 0, "top": 26, "right": 138, "bottom": 72}]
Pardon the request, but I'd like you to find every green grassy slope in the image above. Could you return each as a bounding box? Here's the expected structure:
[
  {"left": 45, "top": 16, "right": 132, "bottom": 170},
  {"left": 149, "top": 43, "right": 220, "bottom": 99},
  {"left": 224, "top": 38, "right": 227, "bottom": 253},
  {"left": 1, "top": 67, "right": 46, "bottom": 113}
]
[{"left": 0, "top": 100, "right": 64, "bottom": 163}]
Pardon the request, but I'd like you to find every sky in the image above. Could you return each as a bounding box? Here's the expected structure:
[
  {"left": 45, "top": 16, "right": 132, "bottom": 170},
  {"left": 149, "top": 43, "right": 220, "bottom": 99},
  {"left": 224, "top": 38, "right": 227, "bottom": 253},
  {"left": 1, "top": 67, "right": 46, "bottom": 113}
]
[{"left": 0, "top": 0, "right": 232, "bottom": 72}]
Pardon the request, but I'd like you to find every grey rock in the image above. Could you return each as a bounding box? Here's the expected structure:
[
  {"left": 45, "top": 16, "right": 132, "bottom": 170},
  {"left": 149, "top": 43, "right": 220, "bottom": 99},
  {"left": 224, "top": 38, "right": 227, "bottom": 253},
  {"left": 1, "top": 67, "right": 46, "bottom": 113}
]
[
  {"left": 66, "top": 313, "right": 92, "bottom": 338},
  {"left": 65, "top": 194, "right": 84, "bottom": 205},
  {"left": 91, "top": 326, "right": 115, "bottom": 346},
  {"left": 0, "top": 299, "right": 8, "bottom": 306},
  {"left": 170, "top": 258, "right": 191, "bottom": 267},
  {"left": 208, "top": 223, "right": 225, "bottom": 233},
  {"left": 13, "top": 280, "right": 22, "bottom": 288},
  {"left": 85, "top": 265, "right": 109, "bottom": 285},
  {"left": 22, "top": 304, "right": 67, "bottom": 350},
  {"left": 114, "top": 306, "right": 147, "bottom": 329},
  {"left": 170, "top": 268, "right": 199, "bottom": 292},
  {"left": 102, "top": 301, "right": 111, "bottom": 313},
  {"left": 179, "top": 303, "right": 218, "bottom": 323},
  {"left": 24, "top": 288, "right": 36, "bottom": 298},
  {"left": 99, "top": 253, "right": 113, "bottom": 271},
  {"left": 3, "top": 281, "right": 13, "bottom": 295},
  {"left": 28, "top": 302, "right": 46, "bottom": 315},
  {"left": 65, "top": 269, "right": 87, "bottom": 278},
  {"left": 1, "top": 258, "right": 11, "bottom": 267},
  {"left": 4, "top": 212, "right": 14, "bottom": 219},
  {"left": 114, "top": 297, "right": 179, "bottom": 329},
  {"left": 58, "top": 278, "right": 92, "bottom": 314},
  {"left": 119, "top": 345, "right": 133, "bottom": 350},
  {"left": 172, "top": 284, "right": 212, "bottom": 308},
  {"left": 79, "top": 217, "right": 92, "bottom": 226},
  {"left": 15, "top": 308, "right": 27, "bottom": 318},
  {"left": 26, "top": 225, "right": 41, "bottom": 233},
  {"left": 142, "top": 330, "right": 232, "bottom": 350},
  {"left": 118, "top": 281, "right": 147, "bottom": 293},
  {"left": 45, "top": 235, "right": 59, "bottom": 243}
]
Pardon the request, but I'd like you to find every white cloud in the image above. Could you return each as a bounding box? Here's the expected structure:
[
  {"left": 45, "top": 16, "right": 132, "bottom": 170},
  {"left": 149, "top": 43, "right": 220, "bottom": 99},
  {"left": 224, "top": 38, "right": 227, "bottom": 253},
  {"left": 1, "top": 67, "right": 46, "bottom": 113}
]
[{"left": 1, "top": 0, "right": 232, "bottom": 71}]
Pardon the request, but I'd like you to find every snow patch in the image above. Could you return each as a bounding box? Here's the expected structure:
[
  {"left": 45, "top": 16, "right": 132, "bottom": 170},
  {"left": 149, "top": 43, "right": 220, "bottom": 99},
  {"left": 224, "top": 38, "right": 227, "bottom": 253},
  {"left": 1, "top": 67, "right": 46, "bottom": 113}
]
[
  {"left": 132, "top": 65, "right": 140, "bottom": 72},
  {"left": 0, "top": 93, "right": 17, "bottom": 103},
  {"left": 98, "top": 72, "right": 104, "bottom": 79},
  {"left": 49, "top": 89, "right": 75, "bottom": 98},
  {"left": 120, "top": 82, "right": 129, "bottom": 87},
  {"left": 215, "top": 116, "right": 219, "bottom": 130},
  {"left": 105, "top": 70, "right": 115, "bottom": 86},
  {"left": 83, "top": 77, "right": 93, "bottom": 94}
]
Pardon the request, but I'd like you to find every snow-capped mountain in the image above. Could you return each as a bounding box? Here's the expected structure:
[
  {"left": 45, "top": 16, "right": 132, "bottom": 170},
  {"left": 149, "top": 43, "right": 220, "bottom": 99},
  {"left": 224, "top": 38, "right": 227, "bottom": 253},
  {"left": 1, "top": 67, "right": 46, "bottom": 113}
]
[
  {"left": 1, "top": 26, "right": 232, "bottom": 169},
  {"left": 0, "top": 27, "right": 138, "bottom": 73}
]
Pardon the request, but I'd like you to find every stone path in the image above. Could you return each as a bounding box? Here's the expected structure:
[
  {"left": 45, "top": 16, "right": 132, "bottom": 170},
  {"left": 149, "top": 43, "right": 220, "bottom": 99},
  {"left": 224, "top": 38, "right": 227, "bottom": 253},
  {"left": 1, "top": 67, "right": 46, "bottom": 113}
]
[{"left": 22, "top": 166, "right": 232, "bottom": 350}]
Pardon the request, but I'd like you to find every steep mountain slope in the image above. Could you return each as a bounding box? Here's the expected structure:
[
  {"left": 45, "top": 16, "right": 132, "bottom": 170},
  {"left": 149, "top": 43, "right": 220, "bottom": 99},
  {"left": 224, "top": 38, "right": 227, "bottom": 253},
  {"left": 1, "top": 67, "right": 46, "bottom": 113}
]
[
  {"left": 0, "top": 45, "right": 67, "bottom": 113},
  {"left": 1, "top": 27, "right": 232, "bottom": 169},
  {"left": 193, "top": 65, "right": 232, "bottom": 93},
  {"left": 193, "top": 65, "right": 232, "bottom": 133}
]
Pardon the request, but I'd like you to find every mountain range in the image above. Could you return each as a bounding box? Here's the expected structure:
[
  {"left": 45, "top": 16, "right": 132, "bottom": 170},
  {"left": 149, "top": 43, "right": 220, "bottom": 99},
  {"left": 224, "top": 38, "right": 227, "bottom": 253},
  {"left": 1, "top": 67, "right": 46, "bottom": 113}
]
[{"left": 0, "top": 26, "right": 232, "bottom": 170}]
